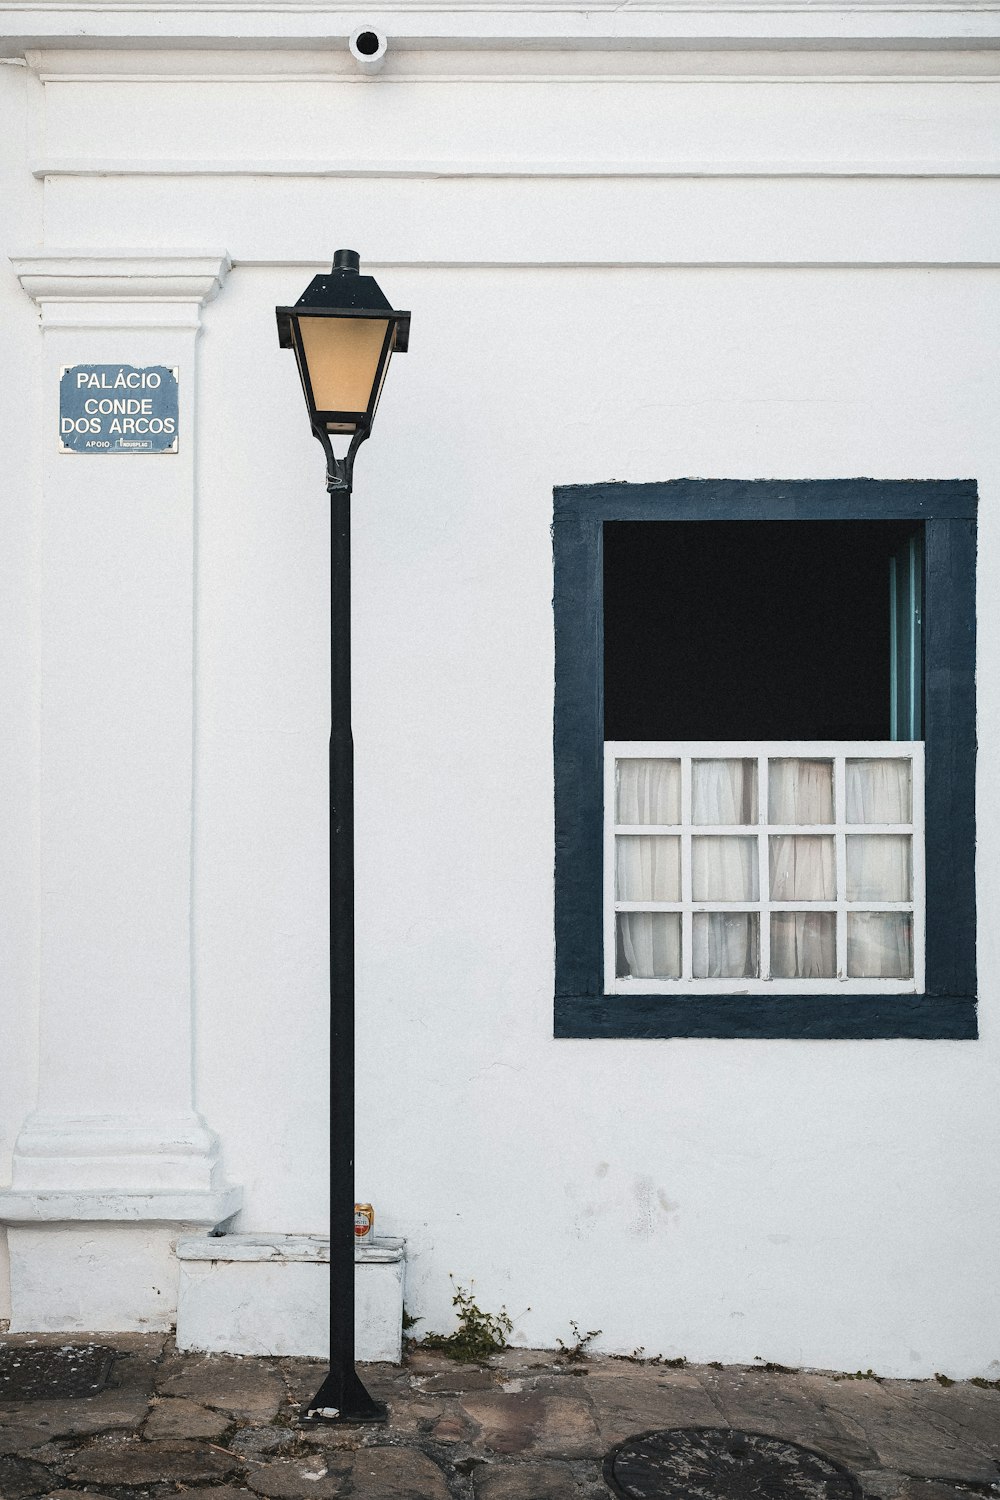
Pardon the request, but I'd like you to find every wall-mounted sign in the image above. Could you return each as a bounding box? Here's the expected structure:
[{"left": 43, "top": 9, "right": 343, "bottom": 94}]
[{"left": 59, "top": 365, "right": 179, "bottom": 454}]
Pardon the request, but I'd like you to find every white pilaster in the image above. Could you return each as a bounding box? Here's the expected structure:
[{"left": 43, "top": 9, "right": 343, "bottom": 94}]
[{"left": 0, "top": 251, "right": 240, "bottom": 1328}]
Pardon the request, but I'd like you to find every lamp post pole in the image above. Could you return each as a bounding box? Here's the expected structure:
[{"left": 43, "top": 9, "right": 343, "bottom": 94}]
[
  {"left": 275, "top": 253, "right": 408, "bottom": 1424},
  {"left": 305, "top": 476, "right": 386, "bottom": 1425}
]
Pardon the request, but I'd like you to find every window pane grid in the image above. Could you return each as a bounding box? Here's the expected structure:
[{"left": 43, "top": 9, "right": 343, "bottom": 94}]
[{"left": 606, "top": 742, "right": 923, "bottom": 994}]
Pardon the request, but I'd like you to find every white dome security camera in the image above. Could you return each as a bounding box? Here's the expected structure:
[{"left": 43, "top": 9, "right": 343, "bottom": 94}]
[{"left": 349, "top": 27, "right": 388, "bottom": 74}]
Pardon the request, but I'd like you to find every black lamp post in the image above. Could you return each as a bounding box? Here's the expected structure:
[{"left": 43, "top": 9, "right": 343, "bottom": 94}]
[{"left": 276, "top": 250, "right": 410, "bottom": 1424}]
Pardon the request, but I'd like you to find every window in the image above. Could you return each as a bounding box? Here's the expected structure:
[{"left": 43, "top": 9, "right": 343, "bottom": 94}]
[{"left": 553, "top": 481, "right": 977, "bottom": 1039}]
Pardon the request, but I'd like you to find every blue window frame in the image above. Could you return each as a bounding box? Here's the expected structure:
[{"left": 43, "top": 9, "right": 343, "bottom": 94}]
[{"left": 552, "top": 480, "right": 977, "bottom": 1040}]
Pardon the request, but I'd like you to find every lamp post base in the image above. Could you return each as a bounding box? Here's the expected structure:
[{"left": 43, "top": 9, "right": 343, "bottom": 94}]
[{"left": 300, "top": 1368, "right": 389, "bottom": 1426}]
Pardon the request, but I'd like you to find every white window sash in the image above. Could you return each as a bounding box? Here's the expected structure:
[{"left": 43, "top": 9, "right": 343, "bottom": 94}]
[{"left": 605, "top": 741, "right": 925, "bottom": 996}]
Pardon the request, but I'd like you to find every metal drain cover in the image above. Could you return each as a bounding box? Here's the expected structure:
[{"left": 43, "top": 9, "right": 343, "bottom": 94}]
[
  {"left": 605, "top": 1427, "right": 862, "bottom": 1500},
  {"left": 0, "top": 1344, "right": 117, "bottom": 1401}
]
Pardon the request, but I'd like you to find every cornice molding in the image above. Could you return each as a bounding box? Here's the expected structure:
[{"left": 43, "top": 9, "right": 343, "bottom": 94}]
[
  {"left": 2, "top": 2, "right": 1000, "bottom": 52},
  {"left": 11, "top": 249, "right": 232, "bottom": 305}
]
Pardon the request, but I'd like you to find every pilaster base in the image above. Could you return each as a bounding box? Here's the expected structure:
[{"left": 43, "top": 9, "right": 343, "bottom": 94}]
[
  {"left": 2, "top": 1187, "right": 240, "bottom": 1332},
  {"left": 4, "top": 1112, "right": 231, "bottom": 1194}
]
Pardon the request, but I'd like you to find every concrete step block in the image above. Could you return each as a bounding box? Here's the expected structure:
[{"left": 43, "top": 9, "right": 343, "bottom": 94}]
[{"left": 175, "top": 1232, "right": 405, "bottom": 1362}]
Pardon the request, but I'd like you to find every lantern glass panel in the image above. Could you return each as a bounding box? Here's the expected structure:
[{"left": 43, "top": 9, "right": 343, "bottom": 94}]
[{"left": 299, "top": 314, "right": 390, "bottom": 420}]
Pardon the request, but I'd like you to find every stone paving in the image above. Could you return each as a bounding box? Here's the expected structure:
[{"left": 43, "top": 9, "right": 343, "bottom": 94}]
[{"left": 0, "top": 1334, "right": 998, "bottom": 1500}]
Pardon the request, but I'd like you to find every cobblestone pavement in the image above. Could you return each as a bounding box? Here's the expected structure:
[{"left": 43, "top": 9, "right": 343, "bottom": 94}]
[{"left": 0, "top": 1335, "right": 998, "bottom": 1500}]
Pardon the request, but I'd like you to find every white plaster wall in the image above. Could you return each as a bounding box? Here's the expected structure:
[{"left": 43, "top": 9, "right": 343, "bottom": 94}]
[
  {"left": 2, "top": 35, "right": 1000, "bottom": 1370},
  {"left": 0, "top": 58, "right": 43, "bottom": 1323},
  {"left": 193, "top": 261, "right": 1000, "bottom": 1378}
]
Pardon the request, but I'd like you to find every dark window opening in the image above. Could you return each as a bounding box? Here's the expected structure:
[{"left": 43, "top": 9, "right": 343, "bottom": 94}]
[{"left": 603, "top": 521, "right": 922, "bottom": 742}]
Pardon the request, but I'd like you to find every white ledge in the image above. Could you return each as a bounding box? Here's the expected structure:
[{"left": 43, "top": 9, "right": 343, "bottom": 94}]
[
  {"left": 0, "top": 1186, "right": 243, "bottom": 1224},
  {"left": 11, "top": 250, "right": 232, "bottom": 304},
  {"left": 177, "top": 1231, "right": 405, "bottom": 1263},
  {"left": 28, "top": 157, "right": 1000, "bottom": 180}
]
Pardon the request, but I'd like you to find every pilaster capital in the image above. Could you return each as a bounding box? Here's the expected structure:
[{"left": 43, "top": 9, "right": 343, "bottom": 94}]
[{"left": 11, "top": 249, "right": 231, "bottom": 328}]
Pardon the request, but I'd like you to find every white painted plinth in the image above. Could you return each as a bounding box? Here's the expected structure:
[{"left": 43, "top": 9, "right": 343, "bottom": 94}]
[
  {"left": 175, "top": 1233, "right": 406, "bottom": 1362},
  {"left": 7, "top": 1222, "right": 200, "bottom": 1333}
]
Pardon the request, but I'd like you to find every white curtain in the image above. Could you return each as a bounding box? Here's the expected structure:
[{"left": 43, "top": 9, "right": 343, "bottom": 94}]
[
  {"left": 617, "top": 913, "right": 681, "bottom": 980},
  {"left": 769, "top": 836, "right": 836, "bottom": 902},
  {"left": 846, "top": 758, "right": 910, "bottom": 824},
  {"left": 692, "top": 836, "right": 758, "bottom": 901},
  {"left": 693, "top": 913, "right": 758, "bottom": 979},
  {"left": 847, "top": 912, "right": 912, "bottom": 978},
  {"left": 766, "top": 756, "right": 911, "bottom": 979},
  {"left": 692, "top": 758, "right": 757, "bottom": 825},
  {"left": 690, "top": 763, "right": 758, "bottom": 921},
  {"left": 614, "top": 753, "right": 914, "bottom": 983},
  {"left": 687, "top": 764, "right": 758, "bottom": 978},
  {"left": 768, "top": 766, "right": 836, "bottom": 967},
  {"left": 769, "top": 759, "right": 833, "bottom": 824},
  {"left": 847, "top": 835, "right": 910, "bottom": 902},
  {"left": 771, "top": 912, "right": 836, "bottom": 979},
  {"left": 616, "top": 836, "right": 680, "bottom": 901},
  {"left": 617, "top": 759, "right": 680, "bottom": 825},
  {"left": 845, "top": 759, "right": 913, "bottom": 978},
  {"left": 615, "top": 764, "right": 680, "bottom": 980}
]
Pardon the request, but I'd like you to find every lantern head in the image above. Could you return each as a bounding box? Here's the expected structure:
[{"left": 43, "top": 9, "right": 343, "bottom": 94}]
[{"left": 276, "top": 249, "right": 410, "bottom": 493}]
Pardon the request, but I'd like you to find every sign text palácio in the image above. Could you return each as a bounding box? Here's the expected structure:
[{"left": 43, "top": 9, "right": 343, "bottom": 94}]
[{"left": 59, "top": 364, "right": 179, "bottom": 454}]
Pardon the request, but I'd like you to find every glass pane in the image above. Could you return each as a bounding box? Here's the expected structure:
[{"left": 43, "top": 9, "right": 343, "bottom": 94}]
[
  {"left": 769, "top": 836, "right": 836, "bottom": 901},
  {"left": 298, "top": 314, "right": 390, "bottom": 415},
  {"left": 846, "top": 759, "right": 912, "bottom": 824},
  {"left": 847, "top": 912, "right": 913, "bottom": 978},
  {"left": 616, "top": 912, "right": 681, "bottom": 980},
  {"left": 692, "top": 759, "right": 758, "bottom": 826},
  {"left": 770, "top": 912, "right": 837, "bottom": 979},
  {"left": 615, "top": 836, "right": 681, "bottom": 902},
  {"left": 693, "top": 913, "right": 759, "bottom": 979},
  {"left": 889, "top": 533, "right": 923, "bottom": 741},
  {"left": 846, "top": 835, "right": 911, "bottom": 902},
  {"left": 616, "top": 758, "right": 681, "bottom": 825},
  {"left": 692, "top": 837, "right": 759, "bottom": 901},
  {"left": 768, "top": 759, "right": 834, "bottom": 825}
]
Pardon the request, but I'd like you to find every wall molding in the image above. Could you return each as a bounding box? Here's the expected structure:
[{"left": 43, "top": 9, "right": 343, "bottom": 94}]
[
  {"left": 18, "top": 253, "right": 1000, "bottom": 277},
  {"left": 12, "top": 255, "right": 992, "bottom": 269},
  {"left": 7, "top": 1, "right": 1000, "bottom": 10},
  {"left": 4, "top": 0, "right": 1000, "bottom": 14},
  {"left": 250, "top": 255, "right": 1000, "bottom": 268},
  {"left": 29, "top": 71, "right": 1000, "bottom": 83},
  {"left": 30, "top": 158, "right": 1000, "bottom": 179}
]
